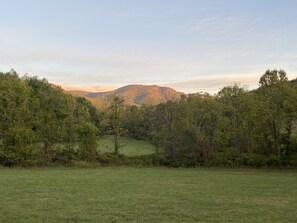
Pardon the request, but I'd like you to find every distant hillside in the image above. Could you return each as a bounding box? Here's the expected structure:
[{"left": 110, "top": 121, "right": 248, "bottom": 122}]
[{"left": 67, "top": 84, "right": 183, "bottom": 107}]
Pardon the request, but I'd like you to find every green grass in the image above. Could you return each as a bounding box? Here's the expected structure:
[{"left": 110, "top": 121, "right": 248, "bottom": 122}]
[
  {"left": 0, "top": 168, "right": 296, "bottom": 222},
  {"left": 97, "top": 136, "right": 155, "bottom": 156},
  {"left": 53, "top": 136, "right": 155, "bottom": 157}
]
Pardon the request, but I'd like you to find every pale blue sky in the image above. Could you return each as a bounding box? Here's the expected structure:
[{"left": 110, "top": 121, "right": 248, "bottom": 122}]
[{"left": 1, "top": 0, "right": 297, "bottom": 93}]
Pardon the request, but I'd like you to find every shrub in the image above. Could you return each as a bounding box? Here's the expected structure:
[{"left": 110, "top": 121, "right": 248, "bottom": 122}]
[
  {"left": 246, "top": 154, "right": 267, "bottom": 167},
  {"left": 267, "top": 155, "right": 280, "bottom": 167},
  {"left": 234, "top": 153, "right": 249, "bottom": 166},
  {"left": 98, "top": 153, "right": 163, "bottom": 167},
  {"left": 287, "top": 153, "right": 297, "bottom": 167},
  {"left": 205, "top": 148, "right": 239, "bottom": 167}
]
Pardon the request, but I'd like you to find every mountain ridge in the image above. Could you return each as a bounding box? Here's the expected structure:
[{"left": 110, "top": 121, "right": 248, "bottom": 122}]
[{"left": 66, "top": 84, "right": 184, "bottom": 107}]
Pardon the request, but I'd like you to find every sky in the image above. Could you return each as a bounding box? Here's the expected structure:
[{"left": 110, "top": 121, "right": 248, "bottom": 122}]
[{"left": 1, "top": 0, "right": 297, "bottom": 93}]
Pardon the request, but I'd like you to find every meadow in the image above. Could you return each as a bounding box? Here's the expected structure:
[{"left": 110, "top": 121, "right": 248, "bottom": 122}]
[
  {"left": 0, "top": 168, "right": 296, "bottom": 223},
  {"left": 97, "top": 136, "right": 155, "bottom": 156}
]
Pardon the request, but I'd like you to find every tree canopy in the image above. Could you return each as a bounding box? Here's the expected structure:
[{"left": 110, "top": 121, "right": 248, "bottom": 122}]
[{"left": 0, "top": 69, "right": 297, "bottom": 167}]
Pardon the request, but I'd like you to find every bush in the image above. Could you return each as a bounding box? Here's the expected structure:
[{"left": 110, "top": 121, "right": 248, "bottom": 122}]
[
  {"left": 49, "top": 147, "right": 72, "bottom": 164},
  {"left": 0, "top": 128, "right": 40, "bottom": 166},
  {"left": 246, "top": 154, "right": 267, "bottom": 167},
  {"left": 234, "top": 153, "right": 249, "bottom": 166},
  {"left": 72, "top": 161, "right": 100, "bottom": 168},
  {"left": 204, "top": 150, "right": 278, "bottom": 168},
  {"left": 267, "top": 155, "right": 280, "bottom": 167},
  {"left": 205, "top": 148, "right": 239, "bottom": 167},
  {"left": 287, "top": 153, "right": 297, "bottom": 167},
  {"left": 98, "top": 153, "right": 163, "bottom": 167},
  {"left": 0, "top": 150, "right": 15, "bottom": 167},
  {"left": 98, "top": 152, "right": 125, "bottom": 166}
]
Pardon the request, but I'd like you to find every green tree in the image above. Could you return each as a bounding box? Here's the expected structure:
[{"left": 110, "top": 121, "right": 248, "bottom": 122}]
[
  {"left": 217, "top": 84, "right": 252, "bottom": 156},
  {"left": 258, "top": 69, "right": 297, "bottom": 160},
  {"left": 0, "top": 72, "right": 36, "bottom": 165},
  {"left": 108, "top": 96, "right": 126, "bottom": 155},
  {"left": 77, "top": 122, "right": 98, "bottom": 162},
  {"left": 156, "top": 101, "right": 179, "bottom": 161}
]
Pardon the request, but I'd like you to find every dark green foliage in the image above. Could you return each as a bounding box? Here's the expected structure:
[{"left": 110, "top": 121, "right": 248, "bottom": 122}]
[
  {"left": 106, "top": 96, "right": 127, "bottom": 154},
  {"left": 118, "top": 69, "right": 297, "bottom": 168},
  {"left": 1, "top": 69, "right": 297, "bottom": 168},
  {"left": 0, "top": 71, "right": 100, "bottom": 166},
  {"left": 1, "top": 128, "right": 39, "bottom": 166},
  {"left": 98, "top": 153, "right": 163, "bottom": 167},
  {"left": 76, "top": 122, "right": 98, "bottom": 162}
]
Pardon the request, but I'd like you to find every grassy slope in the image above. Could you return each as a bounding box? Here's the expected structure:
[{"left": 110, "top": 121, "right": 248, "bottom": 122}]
[
  {"left": 0, "top": 168, "right": 296, "bottom": 223},
  {"left": 97, "top": 136, "right": 155, "bottom": 156},
  {"left": 56, "top": 136, "right": 155, "bottom": 157}
]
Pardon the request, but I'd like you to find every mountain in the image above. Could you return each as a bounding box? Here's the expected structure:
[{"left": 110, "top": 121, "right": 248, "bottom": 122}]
[{"left": 67, "top": 84, "right": 183, "bottom": 107}]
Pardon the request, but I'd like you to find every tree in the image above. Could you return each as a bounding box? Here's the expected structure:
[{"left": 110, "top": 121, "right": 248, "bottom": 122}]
[
  {"left": 0, "top": 72, "right": 37, "bottom": 166},
  {"left": 217, "top": 84, "right": 251, "bottom": 156},
  {"left": 108, "top": 96, "right": 126, "bottom": 155},
  {"left": 124, "top": 105, "right": 146, "bottom": 140},
  {"left": 258, "top": 69, "right": 297, "bottom": 160},
  {"left": 0, "top": 71, "right": 104, "bottom": 166},
  {"left": 143, "top": 105, "right": 164, "bottom": 155},
  {"left": 259, "top": 69, "right": 288, "bottom": 86},
  {"left": 156, "top": 101, "right": 179, "bottom": 161},
  {"left": 77, "top": 122, "right": 98, "bottom": 162}
]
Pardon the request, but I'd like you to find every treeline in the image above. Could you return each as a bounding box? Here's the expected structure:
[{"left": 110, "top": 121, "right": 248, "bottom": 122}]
[
  {"left": 1, "top": 69, "right": 297, "bottom": 167},
  {"left": 107, "top": 69, "right": 297, "bottom": 167},
  {"left": 0, "top": 70, "right": 101, "bottom": 166}
]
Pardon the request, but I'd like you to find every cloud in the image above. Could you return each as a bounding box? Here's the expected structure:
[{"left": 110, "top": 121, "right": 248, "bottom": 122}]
[
  {"left": 1, "top": 45, "right": 296, "bottom": 94},
  {"left": 185, "top": 16, "right": 244, "bottom": 34},
  {"left": 167, "top": 70, "right": 297, "bottom": 94},
  {"left": 58, "top": 84, "right": 116, "bottom": 93},
  {"left": 1, "top": 23, "right": 296, "bottom": 94},
  {"left": 0, "top": 46, "right": 207, "bottom": 85},
  {"left": 166, "top": 73, "right": 262, "bottom": 94},
  {"left": 177, "top": 12, "right": 259, "bottom": 38}
]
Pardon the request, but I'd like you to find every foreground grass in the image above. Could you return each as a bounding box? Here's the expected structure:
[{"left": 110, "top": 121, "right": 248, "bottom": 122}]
[{"left": 0, "top": 168, "right": 296, "bottom": 222}]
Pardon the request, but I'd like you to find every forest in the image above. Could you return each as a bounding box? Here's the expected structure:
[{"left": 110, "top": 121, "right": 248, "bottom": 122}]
[{"left": 0, "top": 69, "right": 297, "bottom": 167}]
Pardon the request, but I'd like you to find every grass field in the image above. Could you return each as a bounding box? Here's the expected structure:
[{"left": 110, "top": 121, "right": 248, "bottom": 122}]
[
  {"left": 97, "top": 136, "right": 155, "bottom": 156},
  {"left": 53, "top": 136, "right": 155, "bottom": 157},
  {"left": 0, "top": 168, "right": 296, "bottom": 223}
]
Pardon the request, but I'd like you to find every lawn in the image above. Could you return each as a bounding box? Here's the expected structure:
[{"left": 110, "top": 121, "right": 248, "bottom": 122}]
[{"left": 0, "top": 168, "right": 296, "bottom": 223}]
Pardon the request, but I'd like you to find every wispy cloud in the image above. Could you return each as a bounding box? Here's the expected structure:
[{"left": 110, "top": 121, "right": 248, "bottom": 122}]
[
  {"left": 1, "top": 44, "right": 296, "bottom": 94},
  {"left": 1, "top": 0, "right": 297, "bottom": 94},
  {"left": 167, "top": 71, "right": 297, "bottom": 94},
  {"left": 58, "top": 84, "right": 116, "bottom": 93},
  {"left": 167, "top": 73, "right": 265, "bottom": 94},
  {"left": 0, "top": 47, "right": 206, "bottom": 85},
  {"left": 183, "top": 15, "right": 247, "bottom": 34}
]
